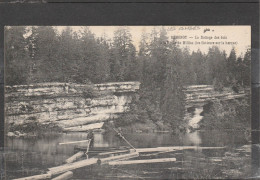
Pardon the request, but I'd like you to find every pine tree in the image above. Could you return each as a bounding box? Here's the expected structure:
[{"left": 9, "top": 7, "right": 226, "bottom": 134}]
[
  {"left": 112, "top": 27, "right": 137, "bottom": 81},
  {"left": 95, "top": 35, "right": 111, "bottom": 82},
  {"left": 161, "top": 43, "right": 185, "bottom": 129},
  {"left": 206, "top": 46, "right": 228, "bottom": 87},
  {"left": 32, "top": 26, "right": 59, "bottom": 82},
  {"left": 242, "top": 49, "right": 251, "bottom": 86},
  {"left": 227, "top": 47, "right": 237, "bottom": 84},
  {"left": 5, "top": 26, "right": 30, "bottom": 85}
]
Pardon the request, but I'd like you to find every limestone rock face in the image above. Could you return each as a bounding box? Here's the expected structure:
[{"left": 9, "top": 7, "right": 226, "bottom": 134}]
[
  {"left": 184, "top": 85, "right": 248, "bottom": 109},
  {"left": 184, "top": 85, "right": 249, "bottom": 130},
  {"left": 5, "top": 82, "right": 140, "bottom": 131},
  {"left": 5, "top": 82, "right": 247, "bottom": 132}
]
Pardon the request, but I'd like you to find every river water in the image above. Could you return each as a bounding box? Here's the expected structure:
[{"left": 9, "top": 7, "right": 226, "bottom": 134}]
[
  {"left": 3, "top": 106, "right": 251, "bottom": 179},
  {"left": 3, "top": 128, "right": 251, "bottom": 179}
]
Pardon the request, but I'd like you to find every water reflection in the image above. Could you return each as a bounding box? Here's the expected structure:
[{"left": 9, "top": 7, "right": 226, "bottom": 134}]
[
  {"left": 183, "top": 131, "right": 202, "bottom": 146},
  {"left": 6, "top": 130, "right": 249, "bottom": 156},
  {"left": 5, "top": 130, "right": 250, "bottom": 179}
]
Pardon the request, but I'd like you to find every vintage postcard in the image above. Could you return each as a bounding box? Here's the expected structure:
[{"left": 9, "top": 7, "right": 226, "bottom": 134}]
[{"left": 3, "top": 26, "right": 251, "bottom": 179}]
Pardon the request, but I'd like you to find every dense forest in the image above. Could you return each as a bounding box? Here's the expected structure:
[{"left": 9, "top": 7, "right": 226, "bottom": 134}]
[
  {"left": 5, "top": 26, "right": 250, "bottom": 87},
  {"left": 5, "top": 26, "right": 251, "bottom": 131}
]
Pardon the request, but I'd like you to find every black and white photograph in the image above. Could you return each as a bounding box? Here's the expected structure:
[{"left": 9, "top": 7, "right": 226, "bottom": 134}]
[{"left": 3, "top": 25, "right": 251, "bottom": 179}]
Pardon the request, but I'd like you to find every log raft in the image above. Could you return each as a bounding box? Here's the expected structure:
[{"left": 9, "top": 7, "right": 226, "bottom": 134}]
[
  {"left": 48, "top": 152, "right": 139, "bottom": 175},
  {"left": 12, "top": 146, "right": 225, "bottom": 180}
]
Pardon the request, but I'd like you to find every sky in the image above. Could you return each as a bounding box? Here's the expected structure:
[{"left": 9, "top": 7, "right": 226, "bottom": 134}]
[{"left": 56, "top": 26, "right": 250, "bottom": 56}]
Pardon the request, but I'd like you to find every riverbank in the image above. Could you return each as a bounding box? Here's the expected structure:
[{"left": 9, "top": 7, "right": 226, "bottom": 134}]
[{"left": 7, "top": 122, "right": 63, "bottom": 138}]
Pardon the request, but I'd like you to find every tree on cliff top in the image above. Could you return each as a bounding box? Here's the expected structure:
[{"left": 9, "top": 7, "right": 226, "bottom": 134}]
[
  {"left": 128, "top": 28, "right": 186, "bottom": 130},
  {"left": 5, "top": 26, "right": 30, "bottom": 85}
]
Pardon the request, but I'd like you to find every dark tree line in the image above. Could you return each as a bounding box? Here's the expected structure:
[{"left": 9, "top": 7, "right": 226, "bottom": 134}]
[
  {"left": 5, "top": 26, "right": 250, "bottom": 88},
  {"left": 5, "top": 26, "right": 250, "bottom": 129},
  {"left": 5, "top": 26, "right": 139, "bottom": 85}
]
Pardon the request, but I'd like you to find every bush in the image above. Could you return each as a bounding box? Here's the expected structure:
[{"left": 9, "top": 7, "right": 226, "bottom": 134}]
[
  {"left": 9, "top": 121, "right": 63, "bottom": 137},
  {"left": 213, "top": 78, "right": 224, "bottom": 92},
  {"left": 200, "top": 97, "right": 250, "bottom": 130}
]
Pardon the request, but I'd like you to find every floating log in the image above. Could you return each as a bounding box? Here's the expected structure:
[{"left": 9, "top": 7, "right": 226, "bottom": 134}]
[
  {"left": 13, "top": 173, "right": 52, "bottom": 180},
  {"left": 48, "top": 158, "right": 98, "bottom": 175},
  {"left": 74, "top": 146, "right": 129, "bottom": 153},
  {"left": 65, "top": 151, "right": 85, "bottom": 164},
  {"left": 63, "top": 122, "right": 104, "bottom": 132},
  {"left": 98, "top": 152, "right": 139, "bottom": 165},
  {"left": 99, "top": 149, "right": 130, "bottom": 156},
  {"left": 59, "top": 139, "right": 89, "bottom": 145},
  {"left": 48, "top": 152, "right": 139, "bottom": 175},
  {"left": 52, "top": 171, "right": 73, "bottom": 180},
  {"left": 136, "top": 146, "right": 225, "bottom": 153},
  {"left": 108, "top": 158, "right": 176, "bottom": 165}
]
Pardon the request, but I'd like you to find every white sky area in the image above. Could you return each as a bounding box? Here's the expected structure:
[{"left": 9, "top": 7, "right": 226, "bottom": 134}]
[{"left": 55, "top": 26, "right": 250, "bottom": 56}]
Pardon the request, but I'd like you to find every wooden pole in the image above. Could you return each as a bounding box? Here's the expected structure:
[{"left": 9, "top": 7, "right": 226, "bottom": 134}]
[
  {"left": 108, "top": 158, "right": 177, "bottom": 165},
  {"left": 112, "top": 128, "right": 136, "bottom": 150},
  {"left": 52, "top": 171, "right": 73, "bottom": 180},
  {"left": 85, "top": 139, "right": 91, "bottom": 159}
]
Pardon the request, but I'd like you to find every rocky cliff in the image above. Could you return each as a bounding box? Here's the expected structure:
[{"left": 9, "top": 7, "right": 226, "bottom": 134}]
[
  {"left": 5, "top": 82, "right": 140, "bottom": 132},
  {"left": 184, "top": 85, "right": 249, "bottom": 129},
  {"left": 184, "top": 85, "right": 248, "bottom": 109},
  {"left": 5, "top": 82, "right": 248, "bottom": 133}
]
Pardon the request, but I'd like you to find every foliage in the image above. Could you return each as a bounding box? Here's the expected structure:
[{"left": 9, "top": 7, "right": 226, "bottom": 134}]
[
  {"left": 5, "top": 26, "right": 250, "bottom": 88},
  {"left": 5, "top": 26, "right": 251, "bottom": 131},
  {"left": 5, "top": 26, "right": 139, "bottom": 85},
  {"left": 8, "top": 121, "right": 63, "bottom": 137},
  {"left": 199, "top": 98, "right": 250, "bottom": 130}
]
